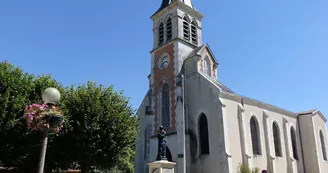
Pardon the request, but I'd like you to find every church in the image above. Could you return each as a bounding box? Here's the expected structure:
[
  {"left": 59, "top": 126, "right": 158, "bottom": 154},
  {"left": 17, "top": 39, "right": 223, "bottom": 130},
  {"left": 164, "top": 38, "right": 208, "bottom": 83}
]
[{"left": 134, "top": 0, "right": 328, "bottom": 173}]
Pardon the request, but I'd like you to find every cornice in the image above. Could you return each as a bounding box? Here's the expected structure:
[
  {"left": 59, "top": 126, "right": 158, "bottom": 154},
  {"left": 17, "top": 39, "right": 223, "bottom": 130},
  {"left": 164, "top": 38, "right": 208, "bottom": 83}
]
[
  {"left": 219, "top": 91, "right": 297, "bottom": 118},
  {"left": 150, "top": 38, "right": 197, "bottom": 54}
]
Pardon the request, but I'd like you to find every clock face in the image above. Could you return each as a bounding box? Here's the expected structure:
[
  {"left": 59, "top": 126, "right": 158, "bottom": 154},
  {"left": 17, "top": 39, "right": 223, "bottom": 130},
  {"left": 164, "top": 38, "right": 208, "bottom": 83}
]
[{"left": 160, "top": 56, "right": 169, "bottom": 69}]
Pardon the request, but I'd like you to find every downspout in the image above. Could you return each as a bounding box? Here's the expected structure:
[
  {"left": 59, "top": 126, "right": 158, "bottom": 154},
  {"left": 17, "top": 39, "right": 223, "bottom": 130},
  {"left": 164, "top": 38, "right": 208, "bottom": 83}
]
[
  {"left": 183, "top": 61, "right": 188, "bottom": 172},
  {"left": 297, "top": 115, "right": 306, "bottom": 173},
  {"left": 176, "top": 63, "right": 187, "bottom": 173},
  {"left": 181, "top": 68, "right": 186, "bottom": 173},
  {"left": 183, "top": 63, "right": 188, "bottom": 133}
]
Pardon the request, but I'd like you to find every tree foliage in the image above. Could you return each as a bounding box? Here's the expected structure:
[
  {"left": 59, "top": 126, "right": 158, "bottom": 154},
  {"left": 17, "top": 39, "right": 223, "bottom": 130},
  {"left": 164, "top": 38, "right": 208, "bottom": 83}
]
[
  {"left": 0, "top": 61, "right": 62, "bottom": 172},
  {"left": 60, "top": 82, "right": 137, "bottom": 173},
  {"left": 0, "top": 61, "right": 137, "bottom": 173}
]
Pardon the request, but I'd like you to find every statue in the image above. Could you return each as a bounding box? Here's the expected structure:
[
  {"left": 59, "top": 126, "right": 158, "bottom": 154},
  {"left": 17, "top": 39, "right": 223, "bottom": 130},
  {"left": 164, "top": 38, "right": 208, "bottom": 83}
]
[{"left": 156, "top": 125, "right": 167, "bottom": 161}]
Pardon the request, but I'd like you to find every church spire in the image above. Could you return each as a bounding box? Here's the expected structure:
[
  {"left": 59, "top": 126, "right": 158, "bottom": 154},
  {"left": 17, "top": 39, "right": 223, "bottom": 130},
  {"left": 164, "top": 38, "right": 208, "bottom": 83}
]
[{"left": 155, "top": 0, "right": 194, "bottom": 14}]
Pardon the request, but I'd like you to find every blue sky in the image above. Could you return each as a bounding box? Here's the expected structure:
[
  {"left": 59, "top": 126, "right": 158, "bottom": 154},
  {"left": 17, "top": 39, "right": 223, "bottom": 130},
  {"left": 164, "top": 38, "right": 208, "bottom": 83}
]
[{"left": 0, "top": 0, "right": 327, "bottom": 118}]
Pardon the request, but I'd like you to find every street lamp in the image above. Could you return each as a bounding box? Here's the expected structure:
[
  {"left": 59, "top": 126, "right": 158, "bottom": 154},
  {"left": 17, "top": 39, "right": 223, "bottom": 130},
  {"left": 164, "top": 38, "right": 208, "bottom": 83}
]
[
  {"left": 42, "top": 88, "right": 61, "bottom": 105},
  {"left": 37, "top": 87, "right": 61, "bottom": 173}
]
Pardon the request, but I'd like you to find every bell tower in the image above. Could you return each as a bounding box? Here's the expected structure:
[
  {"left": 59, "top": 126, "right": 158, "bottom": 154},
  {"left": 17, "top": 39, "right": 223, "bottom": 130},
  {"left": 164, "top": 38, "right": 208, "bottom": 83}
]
[
  {"left": 149, "top": 0, "right": 203, "bottom": 134},
  {"left": 151, "top": 0, "right": 203, "bottom": 50}
]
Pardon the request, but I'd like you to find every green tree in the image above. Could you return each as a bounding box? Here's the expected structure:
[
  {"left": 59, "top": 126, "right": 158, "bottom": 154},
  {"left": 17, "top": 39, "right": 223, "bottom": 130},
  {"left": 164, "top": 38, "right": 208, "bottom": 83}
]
[
  {"left": 0, "top": 61, "right": 63, "bottom": 172},
  {"left": 0, "top": 61, "right": 137, "bottom": 173},
  {"left": 60, "top": 82, "right": 137, "bottom": 173}
]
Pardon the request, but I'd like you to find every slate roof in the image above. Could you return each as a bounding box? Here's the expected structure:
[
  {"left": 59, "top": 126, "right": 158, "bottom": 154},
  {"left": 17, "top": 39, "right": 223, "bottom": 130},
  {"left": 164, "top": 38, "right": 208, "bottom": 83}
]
[
  {"left": 186, "top": 45, "right": 204, "bottom": 59},
  {"left": 156, "top": 0, "right": 171, "bottom": 13},
  {"left": 183, "top": 45, "right": 322, "bottom": 117},
  {"left": 296, "top": 109, "right": 318, "bottom": 115},
  {"left": 188, "top": 46, "right": 300, "bottom": 115},
  {"left": 213, "top": 79, "right": 235, "bottom": 94},
  {"left": 153, "top": 0, "right": 195, "bottom": 17},
  {"left": 186, "top": 44, "right": 219, "bottom": 64}
]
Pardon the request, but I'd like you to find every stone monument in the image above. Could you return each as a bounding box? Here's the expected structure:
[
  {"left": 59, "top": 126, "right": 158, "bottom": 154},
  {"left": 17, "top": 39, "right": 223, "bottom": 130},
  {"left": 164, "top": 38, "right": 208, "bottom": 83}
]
[{"left": 148, "top": 126, "right": 176, "bottom": 173}]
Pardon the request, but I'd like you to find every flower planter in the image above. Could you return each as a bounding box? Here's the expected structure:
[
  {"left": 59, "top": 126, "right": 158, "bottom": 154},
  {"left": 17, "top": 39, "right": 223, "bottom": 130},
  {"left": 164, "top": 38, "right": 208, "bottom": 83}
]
[
  {"left": 24, "top": 104, "right": 64, "bottom": 133},
  {"left": 50, "top": 115, "right": 63, "bottom": 128},
  {"left": 44, "top": 115, "right": 63, "bottom": 128}
]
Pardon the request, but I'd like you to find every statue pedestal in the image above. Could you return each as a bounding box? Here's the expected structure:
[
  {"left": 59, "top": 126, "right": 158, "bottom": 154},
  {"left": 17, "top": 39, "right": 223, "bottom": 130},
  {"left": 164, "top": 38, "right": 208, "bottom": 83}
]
[{"left": 148, "top": 160, "right": 176, "bottom": 173}]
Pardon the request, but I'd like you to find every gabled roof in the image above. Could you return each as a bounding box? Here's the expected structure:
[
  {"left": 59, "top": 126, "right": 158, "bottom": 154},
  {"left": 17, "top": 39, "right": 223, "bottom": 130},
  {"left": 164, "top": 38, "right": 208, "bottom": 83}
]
[
  {"left": 213, "top": 79, "right": 235, "bottom": 94},
  {"left": 186, "top": 44, "right": 219, "bottom": 65},
  {"left": 297, "top": 109, "right": 318, "bottom": 115},
  {"left": 297, "top": 109, "right": 327, "bottom": 122},
  {"left": 184, "top": 45, "right": 326, "bottom": 120}
]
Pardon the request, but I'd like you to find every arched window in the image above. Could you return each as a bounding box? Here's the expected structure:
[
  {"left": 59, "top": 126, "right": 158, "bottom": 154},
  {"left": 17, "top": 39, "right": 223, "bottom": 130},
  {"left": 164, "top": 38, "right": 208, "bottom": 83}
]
[
  {"left": 203, "top": 56, "right": 211, "bottom": 77},
  {"left": 166, "top": 18, "right": 172, "bottom": 41},
  {"left": 158, "top": 22, "right": 164, "bottom": 45},
  {"left": 250, "top": 116, "right": 261, "bottom": 155},
  {"left": 320, "top": 130, "right": 327, "bottom": 161},
  {"left": 161, "top": 83, "right": 170, "bottom": 127},
  {"left": 273, "top": 122, "right": 282, "bottom": 157},
  {"left": 199, "top": 113, "right": 210, "bottom": 155},
  {"left": 290, "top": 127, "right": 298, "bottom": 160},
  {"left": 191, "top": 21, "right": 198, "bottom": 44},
  {"left": 183, "top": 17, "right": 190, "bottom": 40}
]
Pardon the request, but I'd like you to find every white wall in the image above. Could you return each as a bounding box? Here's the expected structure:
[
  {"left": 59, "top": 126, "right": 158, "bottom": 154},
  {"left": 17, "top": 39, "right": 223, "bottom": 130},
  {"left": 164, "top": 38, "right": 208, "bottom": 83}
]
[
  {"left": 299, "top": 114, "right": 319, "bottom": 173},
  {"left": 135, "top": 93, "right": 156, "bottom": 173},
  {"left": 184, "top": 70, "right": 229, "bottom": 173},
  {"left": 220, "top": 92, "right": 305, "bottom": 173},
  {"left": 174, "top": 41, "right": 194, "bottom": 76},
  {"left": 221, "top": 98, "right": 243, "bottom": 173},
  {"left": 312, "top": 113, "right": 328, "bottom": 173}
]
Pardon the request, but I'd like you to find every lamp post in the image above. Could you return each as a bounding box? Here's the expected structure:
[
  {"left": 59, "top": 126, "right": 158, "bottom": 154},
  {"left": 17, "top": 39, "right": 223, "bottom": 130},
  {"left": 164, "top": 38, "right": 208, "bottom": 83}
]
[{"left": 37, "top": 87, "right": 61, "bottom": 173}]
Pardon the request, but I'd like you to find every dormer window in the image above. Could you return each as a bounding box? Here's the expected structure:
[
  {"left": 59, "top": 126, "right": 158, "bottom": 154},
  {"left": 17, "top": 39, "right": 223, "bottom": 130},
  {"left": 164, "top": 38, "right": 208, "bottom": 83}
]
[
  {"left": 158, "top": 22, "right": 164, "bottom": 45},
  {"left": 183, "top": 17, "right": 190, "bottom": 40},
  {"left": 203, "top": 56, "right": 211, "bottom": 77},
  {"left": 191, "top": 21, "right": 197, "bottom": 44},
  {"left": 166, "top": 18, "right": 172, "bottom": 41}
]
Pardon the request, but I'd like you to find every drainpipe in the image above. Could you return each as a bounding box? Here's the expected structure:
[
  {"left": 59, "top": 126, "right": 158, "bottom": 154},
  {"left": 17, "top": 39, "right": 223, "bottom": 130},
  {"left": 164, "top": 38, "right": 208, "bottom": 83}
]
[{"left": 176, "top": 71, "right": 186, "bottom": 173}]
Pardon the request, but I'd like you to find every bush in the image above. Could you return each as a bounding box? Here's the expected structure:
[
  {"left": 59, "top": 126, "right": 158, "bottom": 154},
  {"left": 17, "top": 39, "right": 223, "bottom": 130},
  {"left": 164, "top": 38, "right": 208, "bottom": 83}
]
[{"left": 237, "top": 163, "right": 259, "bottom": 173}]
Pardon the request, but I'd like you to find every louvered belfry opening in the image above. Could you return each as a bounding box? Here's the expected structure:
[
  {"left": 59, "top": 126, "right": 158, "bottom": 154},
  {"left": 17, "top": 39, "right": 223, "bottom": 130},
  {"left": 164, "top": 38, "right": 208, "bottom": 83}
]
[
  {"left": 159, "top": 22, "right": 164, "bottom": 45},
  {"left": 191, "top": 21, "right": 197, "bottom": 44},
  {"left": 183, "top": 17, "right": 190, "bottom": 40},
  {"left": 166, "top": 18, "right": 172, "bottom": 41}
]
